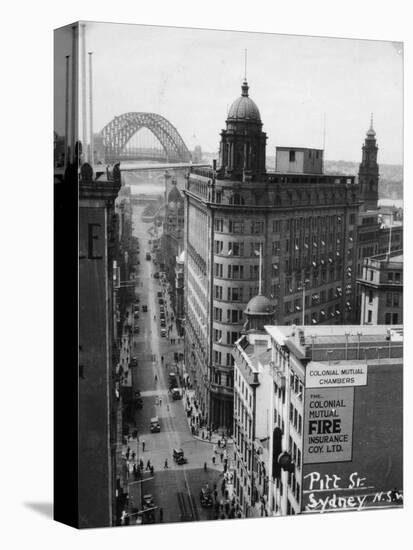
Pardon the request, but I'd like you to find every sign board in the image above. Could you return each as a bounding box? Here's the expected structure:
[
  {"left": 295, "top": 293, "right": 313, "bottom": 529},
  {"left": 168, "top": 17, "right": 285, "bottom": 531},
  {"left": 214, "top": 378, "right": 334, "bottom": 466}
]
[
  {"left": 303, "top": 387, "right": 354, "bottom": 464},
  {"left": 305, "top": 362, "right": 367, "bottom": 388}
]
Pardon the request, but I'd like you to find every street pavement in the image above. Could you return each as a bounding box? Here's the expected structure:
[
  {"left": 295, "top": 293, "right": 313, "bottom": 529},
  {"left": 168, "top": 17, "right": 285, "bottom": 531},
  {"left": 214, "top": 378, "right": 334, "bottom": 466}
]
[{"left": 121, "top": 203, "right": 224, "bottom": 525}]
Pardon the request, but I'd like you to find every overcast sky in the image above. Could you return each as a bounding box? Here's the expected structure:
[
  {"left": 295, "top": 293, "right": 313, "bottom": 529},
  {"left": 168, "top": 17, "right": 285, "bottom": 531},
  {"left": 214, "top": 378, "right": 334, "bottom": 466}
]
[{"left": 55, "top": 21, "right": 403, "bottom": 164}]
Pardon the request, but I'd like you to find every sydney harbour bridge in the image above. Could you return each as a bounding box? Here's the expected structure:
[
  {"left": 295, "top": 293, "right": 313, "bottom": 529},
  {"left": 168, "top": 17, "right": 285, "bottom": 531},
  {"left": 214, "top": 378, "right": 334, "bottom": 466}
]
[{"left": 100, "top": 112, "right": 193, "bottom": 164}]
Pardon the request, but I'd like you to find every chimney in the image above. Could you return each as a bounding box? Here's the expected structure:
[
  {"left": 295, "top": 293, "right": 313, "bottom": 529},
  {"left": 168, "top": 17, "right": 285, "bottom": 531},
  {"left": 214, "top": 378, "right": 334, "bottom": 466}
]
[
  {"left": 81, "top": 24, "right": 87, "bottom": 163},
  {"left": 71, "top": 24, "right": 78, "bottom": 164},
  {"left": 88, "top": 52, "right": 94, "bottom": 166},
  {"left": 64, "top": 55, "right": 70, "bottom": 168}
]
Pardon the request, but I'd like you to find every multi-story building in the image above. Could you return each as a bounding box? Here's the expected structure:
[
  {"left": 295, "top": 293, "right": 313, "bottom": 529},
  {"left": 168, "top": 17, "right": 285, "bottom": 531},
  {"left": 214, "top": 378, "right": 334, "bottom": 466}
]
[
  {"left": 78, "top": 161, "right": 123, "bottom": 527},
  {"left": 175, "top": 250, "right": 185, "bottom": 336},
  {"left": 358, "top": 250, "right": 403, "bottom": 325},
  {"left": 232, "top": 293, "right": 275, "bottom": 517},
  {"left": 184, "top": 79, "right": 360, "bottom": 430},
  {"left": 162, "top": 175, "right": 185, "bottom": 292},
  {"left": 233, "top": 323, "right": 403, "bottom": 517}
]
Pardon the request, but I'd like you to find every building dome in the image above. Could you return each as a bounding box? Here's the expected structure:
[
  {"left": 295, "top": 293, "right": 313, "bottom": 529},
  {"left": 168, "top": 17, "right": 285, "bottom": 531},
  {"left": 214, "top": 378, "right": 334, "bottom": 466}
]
[
  {"left": 167, "top": 182, "right": 183, "bottom": 204},
  {"left": 245, "top": 294, "right": 275, "bottom": 316},
  {"left": 227, "top": 80, "right": 261, "bottom": 122}
]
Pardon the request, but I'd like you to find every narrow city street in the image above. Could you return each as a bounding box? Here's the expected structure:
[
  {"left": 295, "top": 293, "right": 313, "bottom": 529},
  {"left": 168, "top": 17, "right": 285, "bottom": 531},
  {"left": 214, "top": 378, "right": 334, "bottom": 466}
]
[{"left": 125, "top": 202, "right": 223, "bottom": 524}]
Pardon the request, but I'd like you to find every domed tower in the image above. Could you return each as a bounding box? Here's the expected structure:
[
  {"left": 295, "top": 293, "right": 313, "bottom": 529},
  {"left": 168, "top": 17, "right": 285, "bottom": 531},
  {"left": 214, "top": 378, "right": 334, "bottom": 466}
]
[
  {"left": 358, "top": 114, "right": 379, "bottom": 211},
  {"left": 218, "top": 80, "right": 267, "bottom": 181},
  {"left": 167, "top": 178, "right": 184, "bottom": 212},
  {"left": 243, "top": 293, "right": 276, "bottom": 333}
]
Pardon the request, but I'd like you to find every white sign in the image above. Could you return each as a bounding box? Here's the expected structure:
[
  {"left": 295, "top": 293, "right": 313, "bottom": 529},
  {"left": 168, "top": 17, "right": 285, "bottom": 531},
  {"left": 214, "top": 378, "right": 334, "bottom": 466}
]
[
  {"left": 306, "top": 362, "right": 367, "bottom": 388},
  {"left": 303, "top": 387, "right": 354, "bottom": 463}
]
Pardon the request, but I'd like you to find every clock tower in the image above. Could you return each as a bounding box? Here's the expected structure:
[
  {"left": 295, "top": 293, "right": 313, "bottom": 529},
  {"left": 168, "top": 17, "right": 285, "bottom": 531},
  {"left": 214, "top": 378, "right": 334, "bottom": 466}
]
[{"left": 358, "top": 115, "right": 379, "bottom": 211}]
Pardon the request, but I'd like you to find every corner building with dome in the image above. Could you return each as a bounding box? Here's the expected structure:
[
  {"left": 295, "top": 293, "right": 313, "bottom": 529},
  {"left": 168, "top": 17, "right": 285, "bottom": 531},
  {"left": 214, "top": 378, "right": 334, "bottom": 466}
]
[{"left": 183, "top": 79, "right": 373, "bottom": 431}]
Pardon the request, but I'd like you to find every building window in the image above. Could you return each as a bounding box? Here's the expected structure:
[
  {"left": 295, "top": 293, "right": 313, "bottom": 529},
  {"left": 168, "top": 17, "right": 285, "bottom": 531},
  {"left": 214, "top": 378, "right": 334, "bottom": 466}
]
[
  {"left": 230, "top": 193, "right": 245, "bottom": 206},
  {"left": 229, "top": 220, "right": 244, "bottom": 233},
  {"left": 273, "top": 220, "right": 281, "bottom": 233},
  {"left": 272, "top": 241, "right": 280, "bottom": 255},
  {"left": 227, "top": 309, "right": 242, "bottom": 323},
  {"left": 367, "top": 310, "right": 372, "bottom": 323},
  {"left": 289, "top": 150, "right": 296, "bottom": 162},
  {"left": 214, "top": 307, "right": 222, "bottom": 321},
  {"left": 228, "top": 264, "right": 244, "bottom": 280},
  {"left": 228, "top": 288, "right": 243, "bottom": 302},
  {"left": 214, "top": 218, "right": 224, "bottom": 232},
  {"left": 214, "top": 285, "right": 223, "bottom": 300},
  {"left": 228, "top": 242, "right": 244, "bottom": 257},
  {"left": 386, "top": 292, "right": 393, "bottom": 307},
  {"left": 214, "top": 240, "right": 223, "bottom": 254},
  {"left": 215, "top": 263, "right": 223, "bottom": 277},
  {"left": 392, "top": 313, "right": 399, "bottom": 324},
  {"left": 251, "top": 220, "right": 264, "bottom": 234}
]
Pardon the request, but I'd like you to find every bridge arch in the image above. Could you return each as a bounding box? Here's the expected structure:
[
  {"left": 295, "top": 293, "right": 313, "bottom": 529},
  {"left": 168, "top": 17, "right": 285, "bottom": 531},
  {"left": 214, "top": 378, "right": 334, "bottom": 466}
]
[{"left": 101, "top": 112, "right": 192, "bottom": 163}]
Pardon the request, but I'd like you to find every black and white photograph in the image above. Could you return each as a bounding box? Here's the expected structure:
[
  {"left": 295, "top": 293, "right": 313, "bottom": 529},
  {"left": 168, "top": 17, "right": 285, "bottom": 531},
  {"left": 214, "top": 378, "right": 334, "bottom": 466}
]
[{"left": 53, "top": 19, "right": 403, "bottom": 529}]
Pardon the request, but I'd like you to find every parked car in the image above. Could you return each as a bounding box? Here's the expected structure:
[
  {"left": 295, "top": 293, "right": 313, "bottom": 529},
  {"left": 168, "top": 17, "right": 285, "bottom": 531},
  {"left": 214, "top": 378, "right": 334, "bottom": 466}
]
[
  {"left": 142, "top": 305, "right": 148, "bottom": 312},
  {"left": 159, "top": 305, "right": 165, "bottom": 313},
  {"left": 160, "top": 328, "right": 167, "bottom": 338},
  {"left": 153, "top": 272, "right": 160, "bottom": 279},
  {"left": 157, "top": 291, "right": 162, "bottom": 298},
  {"left": 146, "top": 252, "right": 151, "bottom": 260},
  {"left": 160, "top": 319, "right": 166, "bottom": 328},
  {"left": 133, "top": 325, "right": 140, "bottom": 334},
  {"left": 159, "top": 298, "right": 164, "bottom": 305}
]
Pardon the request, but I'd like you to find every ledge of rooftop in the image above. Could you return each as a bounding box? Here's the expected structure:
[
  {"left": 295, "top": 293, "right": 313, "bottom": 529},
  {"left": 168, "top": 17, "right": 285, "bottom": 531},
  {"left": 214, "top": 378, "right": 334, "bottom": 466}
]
[{"left": 264, "top": 324, "right": 404, "bottom": 343}]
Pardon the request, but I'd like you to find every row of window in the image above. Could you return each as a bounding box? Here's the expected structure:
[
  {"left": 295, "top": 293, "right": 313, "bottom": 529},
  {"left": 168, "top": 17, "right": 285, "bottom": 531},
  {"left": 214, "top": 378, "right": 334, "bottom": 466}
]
[
  {"left": 213, "top": 329, "right": 241, "bottom": 345},
  {"left": 214, "top": 238, "right": 353, "bottom": 259},
  {"left": 213, "top": 307, "right": 243, "bottom": 323},
  {"left": 213, "top": 350, "right": 236, "bottom": 370},
  {"left": 214, "top": 218, "right": 265, "bottom": 234},
  {"left": 288, "top": 436, "right": 302, "bottom": 472},
  {"left": 289, "top": 404, "right": 303, "bottom": 435}
]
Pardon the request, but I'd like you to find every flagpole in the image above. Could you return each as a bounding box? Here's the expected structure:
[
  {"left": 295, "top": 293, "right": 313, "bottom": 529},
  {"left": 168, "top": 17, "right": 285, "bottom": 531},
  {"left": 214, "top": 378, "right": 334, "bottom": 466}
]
[{"left": 259, "top": 243, "right": 262, "bottom": 295}]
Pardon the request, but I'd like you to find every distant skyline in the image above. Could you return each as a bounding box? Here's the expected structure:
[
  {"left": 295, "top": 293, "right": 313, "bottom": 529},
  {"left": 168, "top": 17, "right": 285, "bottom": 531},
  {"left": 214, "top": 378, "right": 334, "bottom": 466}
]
[{"left": 54, "top": 22, "right": 403, "bottom": 165}]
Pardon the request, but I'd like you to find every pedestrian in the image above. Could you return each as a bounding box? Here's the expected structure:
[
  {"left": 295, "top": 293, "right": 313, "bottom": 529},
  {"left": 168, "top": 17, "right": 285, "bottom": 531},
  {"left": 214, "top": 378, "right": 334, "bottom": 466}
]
[
  {"left": 150, "top": 465, "right": 154, "bottom": 476},
  {"left": 164, "top": 459, "right": 169, "bottom": 469},
  {"left": 155, "top": 374, "right": 158, "bottom": 383},
  {"left": 225, "top": 489, "right": 229, "bottom": 500},
  {"left": 140, "top": 458, "right": 144, "bottom": 470},
  {"left": 159, "top": 398, "right": 162, "bottom": 406},
  {"left": 220, "top": 452, "right": 224, "bottom": 462},
  {"left": 159, "top": 507, "right": 163, "bottom": 522},
  {"left": 212, "top": 456, "right": 216, "bottom": 465},
  {"left": 146, "top": 459, "right": 151, "bottom": 470},
  {"left": 161, "top": 355, "right": 164, "bottom": 363},
  {"left": 167, "top": 404, "right": 170, "bottom": 412},
  {"left": 126, "top": 447, "right": 130, "bottom": 460},
  {"left": 217, "top": 439, "right": 221, "bottom": 449},
  {"left": 204, "top": 462, "right": 207, "bottom": 471},
  {"left": 131, "top": 451, "right": 136, "bottom": 461},
  {"left": 142, "top": 440, "right": 146, "bottom": 452}
]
